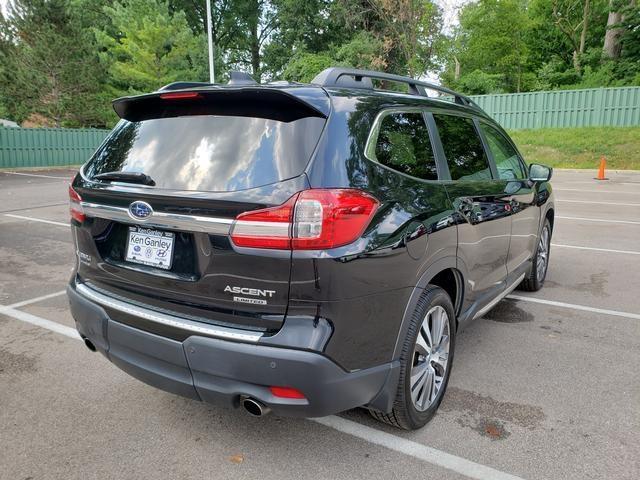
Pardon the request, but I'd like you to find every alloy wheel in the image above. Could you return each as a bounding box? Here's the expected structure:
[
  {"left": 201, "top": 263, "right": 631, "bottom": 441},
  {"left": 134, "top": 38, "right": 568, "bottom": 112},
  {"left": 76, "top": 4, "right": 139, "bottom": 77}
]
[
  {"left": 410, "top": 305, "right": 450, "bottom": 412},
  {"left": 536, "top": 225, "right": 550, "bottom": 281}
]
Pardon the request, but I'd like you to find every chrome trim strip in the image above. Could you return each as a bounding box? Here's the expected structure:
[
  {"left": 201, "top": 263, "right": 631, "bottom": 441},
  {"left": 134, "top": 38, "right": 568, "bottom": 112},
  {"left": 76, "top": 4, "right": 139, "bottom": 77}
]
[
  {"left": 231, "top": 220, "right": 291, "bottom": 237},
  {"left": 473, "top": 273, "right": 526, "bottom": 320},
  {"left": 81, "top": 202, "right": 233, "bottom": 235},
  {"left": 75, "top": 283, "right": 263, "bottom": 343}
]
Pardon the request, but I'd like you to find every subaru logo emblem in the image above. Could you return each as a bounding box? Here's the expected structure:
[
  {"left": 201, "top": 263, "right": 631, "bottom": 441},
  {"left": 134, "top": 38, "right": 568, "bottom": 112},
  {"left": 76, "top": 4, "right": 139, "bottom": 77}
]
[{"left": 128, "top": 201, "right": 153, "bottom": 220}]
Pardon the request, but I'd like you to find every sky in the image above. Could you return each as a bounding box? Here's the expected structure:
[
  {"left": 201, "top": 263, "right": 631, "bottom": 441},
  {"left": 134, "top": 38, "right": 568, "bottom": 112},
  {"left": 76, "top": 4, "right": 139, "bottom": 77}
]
[{"left": 437, "top": 0, "right": 465, "bottom": 32}]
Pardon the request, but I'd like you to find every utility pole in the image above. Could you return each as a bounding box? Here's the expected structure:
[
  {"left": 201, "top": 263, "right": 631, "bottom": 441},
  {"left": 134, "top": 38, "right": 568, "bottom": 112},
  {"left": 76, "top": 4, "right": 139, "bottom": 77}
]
[{"left": 206, "top": 0, "right": 215, "bottom": 83}]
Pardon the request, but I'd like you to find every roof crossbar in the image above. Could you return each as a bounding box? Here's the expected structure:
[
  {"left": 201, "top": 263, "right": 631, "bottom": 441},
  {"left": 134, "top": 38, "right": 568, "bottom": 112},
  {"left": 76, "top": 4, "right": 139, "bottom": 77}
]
[{"left": 311, "top": 67, "right": 479, "bottom": 109}]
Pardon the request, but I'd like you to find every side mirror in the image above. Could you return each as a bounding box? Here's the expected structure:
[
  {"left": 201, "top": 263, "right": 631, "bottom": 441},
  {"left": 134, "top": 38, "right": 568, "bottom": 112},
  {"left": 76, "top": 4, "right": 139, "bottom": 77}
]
[{"left": 529, "top": 163, "right": 553, "bottom": 182}]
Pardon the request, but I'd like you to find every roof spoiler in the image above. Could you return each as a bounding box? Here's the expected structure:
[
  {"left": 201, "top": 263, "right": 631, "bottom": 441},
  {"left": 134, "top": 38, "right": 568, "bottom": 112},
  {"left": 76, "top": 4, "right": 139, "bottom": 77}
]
[{"left": 112, "top": 87, "right": 328, "bottom": 123}]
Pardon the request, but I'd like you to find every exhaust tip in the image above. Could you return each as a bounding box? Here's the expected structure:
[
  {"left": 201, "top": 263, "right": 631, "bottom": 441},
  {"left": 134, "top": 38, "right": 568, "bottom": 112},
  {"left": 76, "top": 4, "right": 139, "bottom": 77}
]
[
  {"left": 82, "top": 337, "right": 96, "bottom": 352},
  {"left": 241, "top": 397, "right": 270, "bottom": 417}
]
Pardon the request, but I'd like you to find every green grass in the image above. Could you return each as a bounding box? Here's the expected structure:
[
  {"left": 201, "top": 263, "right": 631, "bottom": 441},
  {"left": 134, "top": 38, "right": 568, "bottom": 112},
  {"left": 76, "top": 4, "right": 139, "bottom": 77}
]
[{"left": 508, "top": 126, "right": 640, "bottom": 170}]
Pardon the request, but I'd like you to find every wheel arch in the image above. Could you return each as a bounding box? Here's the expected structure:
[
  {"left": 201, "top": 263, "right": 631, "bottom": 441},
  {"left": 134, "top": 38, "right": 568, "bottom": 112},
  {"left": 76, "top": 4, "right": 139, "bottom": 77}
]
[
  {"left": 545, "top": 206, "right": 555, "bottom": 233},
  {"left": 367, "top": 256, "right": 464, "bottom": 413},
  {"left": 392, "top": 257, "right": 464, "bottom": 360}
]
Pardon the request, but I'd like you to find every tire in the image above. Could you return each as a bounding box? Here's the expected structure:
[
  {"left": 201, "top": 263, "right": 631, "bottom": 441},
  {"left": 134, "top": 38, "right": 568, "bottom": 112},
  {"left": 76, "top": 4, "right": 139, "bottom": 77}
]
[
  {"left": 519, "top": 218, "right": 552, "bottom": 292},
  {"left": 370, "top": 285, "right": 456, "bottom": 430}
]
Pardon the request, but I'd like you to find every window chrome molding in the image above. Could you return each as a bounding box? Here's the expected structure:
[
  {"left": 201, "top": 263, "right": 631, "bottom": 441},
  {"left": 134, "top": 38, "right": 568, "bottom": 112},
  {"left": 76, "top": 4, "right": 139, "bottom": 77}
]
[
  {"left": 81, "top": 202, "right": 233, "bottom": 235},
  {"left": 75, "top": 282, "right": 263, "bottom": 343}
]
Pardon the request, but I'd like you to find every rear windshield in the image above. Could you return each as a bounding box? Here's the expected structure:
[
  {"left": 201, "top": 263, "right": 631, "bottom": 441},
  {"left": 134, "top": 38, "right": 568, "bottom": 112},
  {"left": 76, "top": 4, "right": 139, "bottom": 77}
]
[{"left": 84, "top": 115, "right": 325, "bottom": 192}]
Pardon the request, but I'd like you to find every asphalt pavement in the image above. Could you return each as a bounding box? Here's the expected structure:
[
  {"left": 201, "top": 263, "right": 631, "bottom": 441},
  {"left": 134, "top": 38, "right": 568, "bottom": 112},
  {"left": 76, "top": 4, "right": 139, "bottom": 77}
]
[{"left": 0, "top": 168, "right": 638, "bottom": 480}]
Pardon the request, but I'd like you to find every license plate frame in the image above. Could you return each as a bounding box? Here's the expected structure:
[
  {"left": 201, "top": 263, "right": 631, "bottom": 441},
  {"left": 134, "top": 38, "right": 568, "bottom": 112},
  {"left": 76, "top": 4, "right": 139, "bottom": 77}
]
[{"left": 125, "top": 226, "right": 175, "bottom": 270}]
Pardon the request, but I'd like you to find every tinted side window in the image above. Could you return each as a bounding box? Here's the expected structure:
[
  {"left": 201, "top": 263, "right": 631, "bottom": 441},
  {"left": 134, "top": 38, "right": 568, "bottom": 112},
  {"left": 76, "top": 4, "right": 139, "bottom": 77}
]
[
  {"left": 480, "top": 124, "right": 527, "bottom": 180},
  {"left": 374, "top": 112, "right": 438, "bottom": 180},
  {"left": 433, "top": 114, "right": 492, "bottom": 181}
]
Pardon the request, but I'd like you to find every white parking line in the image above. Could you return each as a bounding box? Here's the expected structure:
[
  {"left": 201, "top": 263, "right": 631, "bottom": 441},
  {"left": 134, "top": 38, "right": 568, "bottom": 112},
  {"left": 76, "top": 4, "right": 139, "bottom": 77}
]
[
  {"left": 4, "top": 214, "right": 69, "bottom": 227},
  {"left": 553, "top": 181, "right": 640, "bottom": 187},
  {"left": 551, "top": 243, "right": 640, "bottom": 255},
  {"left": 557, "top": 199, "right": 640, "bottom": 206},
  {"left": 554, "top": 188, "right": 640, "bottom": 195},
  {"left": 313, "top": 416, "right": 525, "bottom": 480},
  {"left": 1, "top": 292, "right": 526, "bottom": 480},
  {"left": 552, "top": 180, "right": 640, "bottom": 188},
  {"left": 2, "top": 171, "right": 70, "bottom": 180},
  {"left": 507, "top": 295, "right": 640, "bottom": 321},
  {"left": 0, "top": 306, "right": 80, "bottom": 339},
  {"left": 557, "top": 215, "right": 640, "bottom": 225},
  {"left": 7, "top": 290, "right": 67, "bottom": 309}
]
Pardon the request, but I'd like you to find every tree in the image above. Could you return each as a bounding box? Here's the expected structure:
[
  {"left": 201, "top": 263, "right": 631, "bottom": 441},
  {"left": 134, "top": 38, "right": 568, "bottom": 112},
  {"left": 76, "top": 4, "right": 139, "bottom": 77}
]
[
  {"left": 96, "top": 0, "right": 207, "bottom": 95},
  {"left": 231, "top": 0, "right": 280, "bottom": 79},
  {"left": 526, "top": 0, "right": 608, "bottom": 86},
  {"left": 602, "top": 0, "right": 636, "bottom": 59},
  {"left": 2, "top": 0, "right": 638, "bottom": 128},
  {"left": 169, "top": 0, "right": 248, "bottom": 80},
  {"left": 0, "top": 0, "right": 110, "bottom": 127},
  {"left": 443, "top": 0, "right": 531, "bottom": 93},
  {"left": 277, "top": 0, "right": 445, "bottom": 80},
  {"left": 550, "top": 0, "right": 593, "bottom": 71},
  {"left": 282, "top": 52, "right": 334, "bottom": 82},
  {"left": 281, "top": 31, "right": 386, "bottom": 82},
  {"left": 262, "top": 0, "right": 353, "bottom": 78},
  {"left": 365, "top": 0, "right": 444, "bottom": 77},
  {"left": 618, "top": 1, "right": 640, "bottom": 62}
]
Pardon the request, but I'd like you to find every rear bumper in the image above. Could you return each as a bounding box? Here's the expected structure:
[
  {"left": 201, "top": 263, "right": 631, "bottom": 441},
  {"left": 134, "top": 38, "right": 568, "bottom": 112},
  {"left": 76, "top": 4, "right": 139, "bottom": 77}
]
[{"left": 67, "top": 282, "right": 398, "bottom": 417}]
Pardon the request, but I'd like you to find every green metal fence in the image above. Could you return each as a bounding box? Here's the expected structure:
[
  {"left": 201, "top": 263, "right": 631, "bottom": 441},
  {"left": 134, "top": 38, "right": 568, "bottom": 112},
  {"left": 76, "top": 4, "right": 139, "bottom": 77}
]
[
  {"left": 0, "top": 127, "right": 109, "bottom": 169},
  {"left": 470, "top": 86, "right": 640, "bottom": 130},
  {"left": 1, "top": 85, "right": 639, "bottom": 168}
]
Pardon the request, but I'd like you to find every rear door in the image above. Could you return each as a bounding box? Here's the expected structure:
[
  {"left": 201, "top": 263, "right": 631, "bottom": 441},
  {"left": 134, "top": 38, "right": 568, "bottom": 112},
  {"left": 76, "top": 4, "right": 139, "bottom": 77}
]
[
  {"left": 429, "top": 112, "right": 511, "bottom": 315},
  {"left": 477, "top": 121, "right": 539, "bottom": 277},
  {"left": 71, "top": 88, "right": 327, "bottom": 334}
]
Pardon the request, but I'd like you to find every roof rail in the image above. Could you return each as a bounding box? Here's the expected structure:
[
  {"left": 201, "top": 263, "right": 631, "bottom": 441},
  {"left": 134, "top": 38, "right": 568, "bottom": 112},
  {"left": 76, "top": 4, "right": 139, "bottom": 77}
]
[{"left": 311, "top": 67, "right": 480, "bottom": 109}]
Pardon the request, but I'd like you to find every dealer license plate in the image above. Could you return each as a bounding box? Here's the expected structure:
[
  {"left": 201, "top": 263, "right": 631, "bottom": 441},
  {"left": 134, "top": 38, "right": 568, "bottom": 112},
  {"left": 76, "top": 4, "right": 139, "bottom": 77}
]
[{"left": 125, "top": 226, "right": 175, "bottom": 270}]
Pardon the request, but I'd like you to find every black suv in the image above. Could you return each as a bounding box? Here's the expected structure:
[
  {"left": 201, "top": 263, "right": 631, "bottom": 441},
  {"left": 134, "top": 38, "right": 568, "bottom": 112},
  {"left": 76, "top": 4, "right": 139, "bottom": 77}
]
[{"left": 67, "top": 68, "right": 554, "bottom": 430}]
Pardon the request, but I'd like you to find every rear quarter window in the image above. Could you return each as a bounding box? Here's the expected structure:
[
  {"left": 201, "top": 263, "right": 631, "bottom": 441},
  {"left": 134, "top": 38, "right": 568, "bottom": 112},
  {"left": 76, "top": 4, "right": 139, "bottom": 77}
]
[
  {"left": 369, "top": 111, "right": 438, "bottom": 181},
  {"left": 84, "top": 115, "right": 325, "bottom": 192}
]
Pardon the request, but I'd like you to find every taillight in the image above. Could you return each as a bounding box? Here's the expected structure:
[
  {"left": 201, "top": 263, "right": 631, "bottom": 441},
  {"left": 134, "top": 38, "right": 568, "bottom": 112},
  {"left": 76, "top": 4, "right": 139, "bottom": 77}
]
[
  {"left": 69, "top": 185, "right": 85, "bottom": 223},
  {"left": 292, "top": 190, "right": 378, "bottom": 249},
  {"left": 269, "top": 386, "right": 306, "bottom": 399},
  {"left": 230, "top": 189, "right": 378, "bottom": 250},
  {"left": 231, "top": 194, "right": 298, "bottom": 249}
]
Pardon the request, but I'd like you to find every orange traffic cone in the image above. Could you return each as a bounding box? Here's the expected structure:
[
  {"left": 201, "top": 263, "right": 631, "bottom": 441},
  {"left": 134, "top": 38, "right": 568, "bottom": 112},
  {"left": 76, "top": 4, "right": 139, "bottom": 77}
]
[{"left": 596, "top": 156, "right": 608, "bottom": 180}]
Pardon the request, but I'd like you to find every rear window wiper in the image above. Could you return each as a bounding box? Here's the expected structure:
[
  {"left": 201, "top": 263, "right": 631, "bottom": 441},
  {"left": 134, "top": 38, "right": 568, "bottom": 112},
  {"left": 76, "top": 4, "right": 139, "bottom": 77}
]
[{"left": 93, "top": 171, "right": 156, "bottom": 186}]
